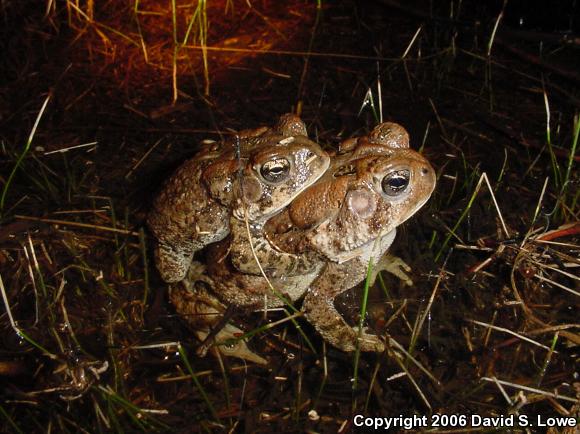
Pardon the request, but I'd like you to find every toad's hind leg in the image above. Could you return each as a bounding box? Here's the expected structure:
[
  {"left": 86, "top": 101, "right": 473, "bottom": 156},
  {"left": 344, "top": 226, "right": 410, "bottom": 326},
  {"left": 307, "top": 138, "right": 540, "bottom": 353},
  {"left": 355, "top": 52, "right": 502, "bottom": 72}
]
[{"left": 170, "top": 263, "right": 267, "bottom": 365}]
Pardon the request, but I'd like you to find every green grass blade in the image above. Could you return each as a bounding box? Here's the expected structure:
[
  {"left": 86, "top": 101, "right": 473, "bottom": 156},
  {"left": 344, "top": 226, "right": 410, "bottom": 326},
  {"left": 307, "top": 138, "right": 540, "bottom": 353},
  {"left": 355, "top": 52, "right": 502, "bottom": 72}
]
[
  {"left": 352, "top": 258, "right": 374, "bottom": 401},
  {"left": 1, "top": 95, "right": 50, "bottom": 214},
  {"left": 178, "top": 344, "right": 219, "bottom": 422},
  {"left": 0, "top": 403, "right": 24, "bottom": 434}
]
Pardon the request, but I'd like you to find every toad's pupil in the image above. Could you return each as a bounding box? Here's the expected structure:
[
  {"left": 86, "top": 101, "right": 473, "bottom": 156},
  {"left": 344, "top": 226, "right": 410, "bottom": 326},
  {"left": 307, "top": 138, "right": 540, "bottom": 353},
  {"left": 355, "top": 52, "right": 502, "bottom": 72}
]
[
  {"left": 270, "top": 165, "right": 284, "bottom": 174},
  {"left": 382, "top": 169, "right": 410, "bottom": 196},
  {"left": 390, "top": 176, "right": 407, "bottom": 188},
  {"left": 261, "top": 158, "right": 290, "bottom": 182}
]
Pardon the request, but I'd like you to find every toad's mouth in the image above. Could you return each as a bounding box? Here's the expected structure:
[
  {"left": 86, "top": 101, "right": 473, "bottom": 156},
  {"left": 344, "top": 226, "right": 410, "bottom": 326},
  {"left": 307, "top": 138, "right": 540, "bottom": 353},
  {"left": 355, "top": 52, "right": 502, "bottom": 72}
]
[
  {"left": 332, "top": 229, "right": 398, "bottom": 264},
  {"left": 319, "top": 189, "right": 434, "bottom": 263}
]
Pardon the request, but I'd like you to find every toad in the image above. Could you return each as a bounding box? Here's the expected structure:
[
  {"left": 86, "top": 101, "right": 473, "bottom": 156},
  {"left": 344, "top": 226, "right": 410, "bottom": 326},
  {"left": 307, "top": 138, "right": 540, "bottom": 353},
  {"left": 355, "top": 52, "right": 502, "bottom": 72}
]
[
  {"left": 147, "top": 114, "right": 330, "bottom": 283},
  {"left": 200, "top": 122, "right": 436, "bottom": 353}
]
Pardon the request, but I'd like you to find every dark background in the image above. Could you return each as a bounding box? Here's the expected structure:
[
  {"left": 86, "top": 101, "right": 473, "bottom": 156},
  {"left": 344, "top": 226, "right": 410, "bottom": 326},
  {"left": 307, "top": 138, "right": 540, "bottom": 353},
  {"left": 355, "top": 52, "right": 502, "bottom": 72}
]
[{"left": 0, "top": 1, "right": 578, "bottom": 432}]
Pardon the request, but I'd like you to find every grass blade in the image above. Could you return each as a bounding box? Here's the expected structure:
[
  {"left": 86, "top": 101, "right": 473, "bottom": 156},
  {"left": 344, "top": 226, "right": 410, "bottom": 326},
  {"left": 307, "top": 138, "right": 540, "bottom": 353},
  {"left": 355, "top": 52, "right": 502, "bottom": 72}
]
[{"left": 1, "top": 94, "right": 50, "bottom": 214}]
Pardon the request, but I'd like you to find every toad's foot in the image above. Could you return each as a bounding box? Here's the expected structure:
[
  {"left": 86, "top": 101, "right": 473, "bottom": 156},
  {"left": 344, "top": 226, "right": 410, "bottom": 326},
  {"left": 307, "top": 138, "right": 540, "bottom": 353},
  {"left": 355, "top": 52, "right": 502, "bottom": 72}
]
[
  {"left": 371, "top": 254, "right": 413, "bottom": 287},
  {"left": 195, "top": 327, "right": 267, "bottom": 365}
]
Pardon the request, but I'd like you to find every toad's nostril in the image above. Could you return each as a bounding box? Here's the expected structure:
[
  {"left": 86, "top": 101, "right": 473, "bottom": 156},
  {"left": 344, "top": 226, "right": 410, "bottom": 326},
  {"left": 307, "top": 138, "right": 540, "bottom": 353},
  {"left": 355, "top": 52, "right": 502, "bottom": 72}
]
[{"left": 421, "top": 167, "right": 430, "bottom": 175}]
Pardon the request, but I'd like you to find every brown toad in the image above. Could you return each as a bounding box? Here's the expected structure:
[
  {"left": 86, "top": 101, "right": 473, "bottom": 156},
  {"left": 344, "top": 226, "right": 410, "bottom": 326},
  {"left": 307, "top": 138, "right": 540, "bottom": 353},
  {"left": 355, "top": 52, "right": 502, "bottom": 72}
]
[
  {"left": 200, "top": 123, "right": 436, "bottom": 353},
  {"left": 147, "top": 114, "right": 330, "bottom": 283}
]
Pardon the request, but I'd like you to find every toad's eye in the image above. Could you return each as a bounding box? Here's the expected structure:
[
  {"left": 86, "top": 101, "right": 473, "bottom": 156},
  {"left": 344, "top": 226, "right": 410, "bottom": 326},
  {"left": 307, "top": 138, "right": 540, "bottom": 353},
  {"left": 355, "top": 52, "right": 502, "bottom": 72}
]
[
  {"left": 260, "top": 157, "right": 291, "bottom": 183},
  {"left": 381, "top": 169, "right": 410, "bottom": 196}
]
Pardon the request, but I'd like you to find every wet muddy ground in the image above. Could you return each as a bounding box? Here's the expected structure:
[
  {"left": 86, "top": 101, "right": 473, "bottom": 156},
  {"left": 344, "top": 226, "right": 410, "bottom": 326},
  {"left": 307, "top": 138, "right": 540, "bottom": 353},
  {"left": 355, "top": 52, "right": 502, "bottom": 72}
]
[{"left": 0, "top": 1, "right": 578, "bottom": 432}]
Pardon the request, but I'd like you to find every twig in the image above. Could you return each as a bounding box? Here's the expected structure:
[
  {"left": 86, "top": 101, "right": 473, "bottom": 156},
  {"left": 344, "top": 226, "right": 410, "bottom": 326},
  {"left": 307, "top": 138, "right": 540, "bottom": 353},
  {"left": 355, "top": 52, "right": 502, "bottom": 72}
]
[
  {"left": 481, "top": 377, "right": 578, "bottom": 403},
  {"left": 14, "top": 215, "right": 140, "bottom": 236},
  {"left": 183, "top": 44, "right": 403, "bottom": 62},
  {"left": 125, "top": 137, "right": 164, "bottom": 179},
  {"left": 470, "top": 320, "right": 553, "bottom": 351},
  {"left": 534, "top": 274, "right": 580, "bottom": 298},
  {"left": 402, "top": 26, "right": 422, "bottom": 58},
  {"left": 389, "top": 338, "right": 441, "bottom": 387},
  {"left": 43, "top": 142, "right": 97, "bottom": 155},
  {"left": 391, "top": 350, "right": 432, "bottom": 410}
]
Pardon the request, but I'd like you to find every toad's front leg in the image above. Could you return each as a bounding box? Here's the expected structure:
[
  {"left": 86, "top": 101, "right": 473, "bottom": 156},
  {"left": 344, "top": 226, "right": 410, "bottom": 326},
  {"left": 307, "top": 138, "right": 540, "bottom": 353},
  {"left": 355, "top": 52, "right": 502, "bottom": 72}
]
[
  {"left": 371, "top": 253, "right": 414, "bottom": 287},
  {"left": 302, "top": 260, "right": 385, "bottom": 353}
]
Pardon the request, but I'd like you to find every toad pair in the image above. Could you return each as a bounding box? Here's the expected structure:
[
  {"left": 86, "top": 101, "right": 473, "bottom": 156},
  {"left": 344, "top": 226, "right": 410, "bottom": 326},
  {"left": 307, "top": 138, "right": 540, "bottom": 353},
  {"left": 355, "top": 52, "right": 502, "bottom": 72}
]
[{"left": 147, "top": 114, "right": 436, "bottom": 360}]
